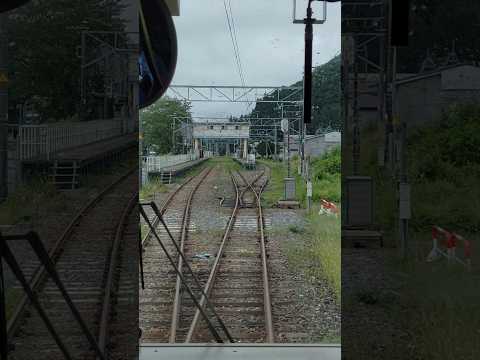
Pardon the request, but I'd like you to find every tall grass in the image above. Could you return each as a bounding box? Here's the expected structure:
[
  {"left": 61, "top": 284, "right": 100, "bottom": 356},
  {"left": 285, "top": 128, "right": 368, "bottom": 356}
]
[
  {"left": 306, "top": 208, "right": 341, "bottom": 302},
  {"left": 259, "top": 150, "right": 340, "bottom": 208},
  {"left": 260, "top": 156, "right": 341, "bottom": 301},
  {"left": 395, "top": 253, "right": 480, "bottom": 359},
  {"left": 139, "top": 179, "right": 167, "bottom": 200},
  {"left": 0, "top": 179, "right": 63, "bottom": 225},
  {"left": 348, "top": 104, "right": 480, "bottom": 358}
]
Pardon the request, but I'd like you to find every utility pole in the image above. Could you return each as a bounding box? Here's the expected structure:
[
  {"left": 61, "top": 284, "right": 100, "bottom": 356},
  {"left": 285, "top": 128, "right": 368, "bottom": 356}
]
[
  {"left": 388, "top": 0, "right": 411, "bottom": 260},
  {"left": 0, "top": 15, "right": 8, "bottom": 202},
  {"left": 301, "top": 1, "right": 314, "bottom": 177}
]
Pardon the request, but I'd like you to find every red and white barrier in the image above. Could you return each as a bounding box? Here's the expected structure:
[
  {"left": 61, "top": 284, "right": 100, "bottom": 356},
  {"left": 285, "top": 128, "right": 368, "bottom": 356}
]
[
  {"left": 427, "top": 225, "right": 471, "bottom": 269},
  {"left": 319, "top": 199, "right": 339, "bottom": 216}
]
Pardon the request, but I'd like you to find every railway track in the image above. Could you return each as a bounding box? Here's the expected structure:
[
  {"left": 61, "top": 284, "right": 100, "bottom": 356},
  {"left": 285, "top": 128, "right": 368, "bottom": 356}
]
[
  {"left": 185, "top": 168, "right": 273, "bottom": 343},
  {"left": 139, "top": 167, "right": 212, "bottom": 343},
  {"left": 6, "top": 169, "right": 139, "bottom": 359},
  {"left": 140, "top": 165, "right": 273, "bottom": 344}
]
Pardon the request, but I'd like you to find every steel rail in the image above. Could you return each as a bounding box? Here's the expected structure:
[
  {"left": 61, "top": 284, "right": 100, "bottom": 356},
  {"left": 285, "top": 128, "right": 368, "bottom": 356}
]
[
  {"left": 139, "top": 204, "right": 229, "bottom": 343},
  {"left": 98, "top": 190, "right": 139, "bottom": 357},
  {"left": 7, "top": 167, "right": 137, "bottom": 340},
  {"left": 169, "top": 167, "right": 212, "bottom": 343},
  {"left": 141, "top": 173, "right": 197, "bottom": 248},
  {"left": 184, "top": 171, "right": 241, "bottom": 343},
  {"left": 238, "top": 170, "right": 265, "bottom": 206},
  {"left": 245, "top": 169, "right": 274, "bottom": 343}
]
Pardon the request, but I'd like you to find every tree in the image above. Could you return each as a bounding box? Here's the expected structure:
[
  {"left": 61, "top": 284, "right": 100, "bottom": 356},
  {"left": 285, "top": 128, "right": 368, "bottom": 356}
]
[
  {"left": 141, "top": 96, "right": 192, "bottom": 155},
  {"left": 5, "top": 0, "right": 127, "bottom": 122},
  {"left": 247, "top": 55, "right": 341, "bottom": 134}
]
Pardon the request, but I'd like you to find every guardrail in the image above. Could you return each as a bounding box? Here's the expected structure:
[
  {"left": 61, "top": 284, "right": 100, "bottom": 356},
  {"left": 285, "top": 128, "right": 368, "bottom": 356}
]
[{"left": 10, "top": 119, "right": 124, "bottom": 161}]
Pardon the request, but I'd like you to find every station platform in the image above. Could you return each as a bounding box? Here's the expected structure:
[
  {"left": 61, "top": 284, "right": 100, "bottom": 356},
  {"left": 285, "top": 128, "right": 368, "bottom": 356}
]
[
  {"left": 22, "top": 133, "right": 138, "bottom": 166},
  {"left": 147, "top": 157, "right": 209, "bottom": 184},
  {"left": 139, "top": 344, "right": 340, "bottom": 360},
  {"left": 22, "top": 133, "right": 138, "bottom": 189}
]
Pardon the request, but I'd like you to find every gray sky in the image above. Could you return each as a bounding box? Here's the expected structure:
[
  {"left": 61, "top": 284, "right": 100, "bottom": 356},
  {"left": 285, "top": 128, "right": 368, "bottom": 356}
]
[{"left": 168, "top": 0, "right": 341, "bottom": 119}]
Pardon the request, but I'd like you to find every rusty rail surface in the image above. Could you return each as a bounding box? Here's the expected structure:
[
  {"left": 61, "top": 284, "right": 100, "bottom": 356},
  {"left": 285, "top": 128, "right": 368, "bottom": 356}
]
[
  {"left": 98, "top": 190, "right": 139, "bottom": 357},
  {"left": 141, "top": 173, "right": 198, "bottom": 247},
  {"left": 245, "top": 169, "right": 274, "bottom": 343},
  {"left": 185, "top": 168, "right": 274, "bottom": 343},
  {"left": 7, "top": 167, "right": 138, "bottom": 341},
  {"left": 169, "top": 167, "right": 213, "bottom": 343}
]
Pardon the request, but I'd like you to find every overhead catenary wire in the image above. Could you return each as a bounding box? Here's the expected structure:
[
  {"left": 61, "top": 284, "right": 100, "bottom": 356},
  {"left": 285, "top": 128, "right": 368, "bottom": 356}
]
[
  {"left": 222, "top": 0, "right": 255, "bottom": 113},
  {"left": 223, "top": 0, "right": 245, "bottom": 86},
  {"left": 227, "top": 0, "right": 246, "bottom": 85},
  {"left": 227, "top": 0, "right": 255, "bottom": 112}
]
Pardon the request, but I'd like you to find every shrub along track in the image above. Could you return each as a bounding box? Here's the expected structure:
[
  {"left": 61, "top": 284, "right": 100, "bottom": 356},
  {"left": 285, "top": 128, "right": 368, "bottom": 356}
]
[{"left": 6, "top": 168, "right": 139, "bottom": 360}]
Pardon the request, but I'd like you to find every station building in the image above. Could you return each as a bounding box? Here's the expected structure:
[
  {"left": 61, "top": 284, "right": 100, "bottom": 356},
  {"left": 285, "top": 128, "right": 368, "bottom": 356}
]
[{"left": 192, "top": 122, "right": 250, "bottom": 158}]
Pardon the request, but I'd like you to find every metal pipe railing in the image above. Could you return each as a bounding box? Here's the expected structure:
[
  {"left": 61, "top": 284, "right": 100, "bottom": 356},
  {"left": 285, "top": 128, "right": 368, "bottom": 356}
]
[{"left": 13, "top": 119, "right": 125, "bottom": 161}]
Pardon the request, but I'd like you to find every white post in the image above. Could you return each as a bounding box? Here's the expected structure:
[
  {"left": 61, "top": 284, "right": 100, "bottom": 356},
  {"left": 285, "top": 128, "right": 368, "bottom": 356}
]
[{"left": 307, "top": 179, "right": 312, "bottom": 211}]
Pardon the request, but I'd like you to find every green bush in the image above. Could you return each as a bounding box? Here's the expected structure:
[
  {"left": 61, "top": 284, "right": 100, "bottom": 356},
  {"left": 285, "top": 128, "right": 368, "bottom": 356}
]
[
  {"left": 311, "top": 146, "right": 341, "bottom": 179},
  {"left": 309, "top": 146, "right": 341, "bottom": 202},
  {"left": 405, "top": 103, "right": 480, "bottom": 231}
]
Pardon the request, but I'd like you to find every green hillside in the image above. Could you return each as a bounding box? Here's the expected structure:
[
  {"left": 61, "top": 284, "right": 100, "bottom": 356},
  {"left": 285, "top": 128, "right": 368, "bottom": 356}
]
[{"left": 244, "top": 54, "right": 341, "bottom": 134}]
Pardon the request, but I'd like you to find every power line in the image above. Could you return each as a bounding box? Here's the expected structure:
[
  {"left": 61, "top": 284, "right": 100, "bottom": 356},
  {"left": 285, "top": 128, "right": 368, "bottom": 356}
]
[
  {"left": 227, "top": 0, "right": 246, "bottom": 85},
  {"left": 222, "top": 0, "right": 253, "bottom": 113},
  {"left": 223, "top": 0, "right": 245, "bottom": 86}
]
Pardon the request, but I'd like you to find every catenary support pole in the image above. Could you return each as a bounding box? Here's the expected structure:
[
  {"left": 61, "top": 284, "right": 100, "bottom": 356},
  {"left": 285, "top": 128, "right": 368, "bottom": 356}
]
[
  {"left": 0, "top": 16, "right": 8, "bottom": 203},
  {"left": 302, "top": 1, "right": 314, "bottom": 177}
]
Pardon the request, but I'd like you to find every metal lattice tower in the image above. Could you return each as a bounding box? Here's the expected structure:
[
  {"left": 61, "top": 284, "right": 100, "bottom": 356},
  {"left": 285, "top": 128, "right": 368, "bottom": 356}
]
[{"left": 342, "top": 0, "right": 392, "bottom": 175}]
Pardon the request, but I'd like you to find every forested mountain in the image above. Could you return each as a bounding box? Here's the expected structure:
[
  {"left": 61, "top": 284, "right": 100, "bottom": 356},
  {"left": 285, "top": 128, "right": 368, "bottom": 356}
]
[
  {"left": 343, "top": 0, "right": 480, "bottom": 73},
  {"left": 243, "top": 54, "right": 341, "bottom": 134}
]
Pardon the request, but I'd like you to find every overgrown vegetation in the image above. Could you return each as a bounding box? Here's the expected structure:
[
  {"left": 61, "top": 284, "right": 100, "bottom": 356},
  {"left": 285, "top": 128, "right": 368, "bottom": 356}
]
[
  {"left": 407, "top": 104, "right": 480, "bottom": 232},
  {"left": 310, "top": 146, "right": 341, "bottom": 203},
  {"left": 259, "top": 147, "right": 340, "bottom": 208},
  {"left": 348, "top": 103, "right": 480, "bottom": 358},
  {"left": 260, "top": 154, "right": 341, "bottom": 303},
  {"left": 0, "top": 179, "right": 63, "bottom": 226},
  {"left": 139, "top": 179, "right": 168, "bottom": 201},
  {"left": 395, "top": 252, "right": 480, "bottom": 359},
  {"left": 305, "top": 208, "right": 341, "bottom": 302}
]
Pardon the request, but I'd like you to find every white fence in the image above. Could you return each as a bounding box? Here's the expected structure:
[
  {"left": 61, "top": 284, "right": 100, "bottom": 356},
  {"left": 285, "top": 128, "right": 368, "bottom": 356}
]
[
  {"left": 12, "top": 119, "right": 124, "bottom": 160},
  {"left": 142, "top": 153, "right": 200, "bottom": 173}
]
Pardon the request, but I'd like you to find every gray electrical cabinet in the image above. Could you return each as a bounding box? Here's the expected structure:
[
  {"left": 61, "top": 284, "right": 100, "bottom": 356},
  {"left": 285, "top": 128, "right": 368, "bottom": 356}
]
[
  {"left": 344, "top": 176, "right": 374, "bottom": 227},
  {"left": 284, "top": 177, "right": 296, "bottom": 201}
]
